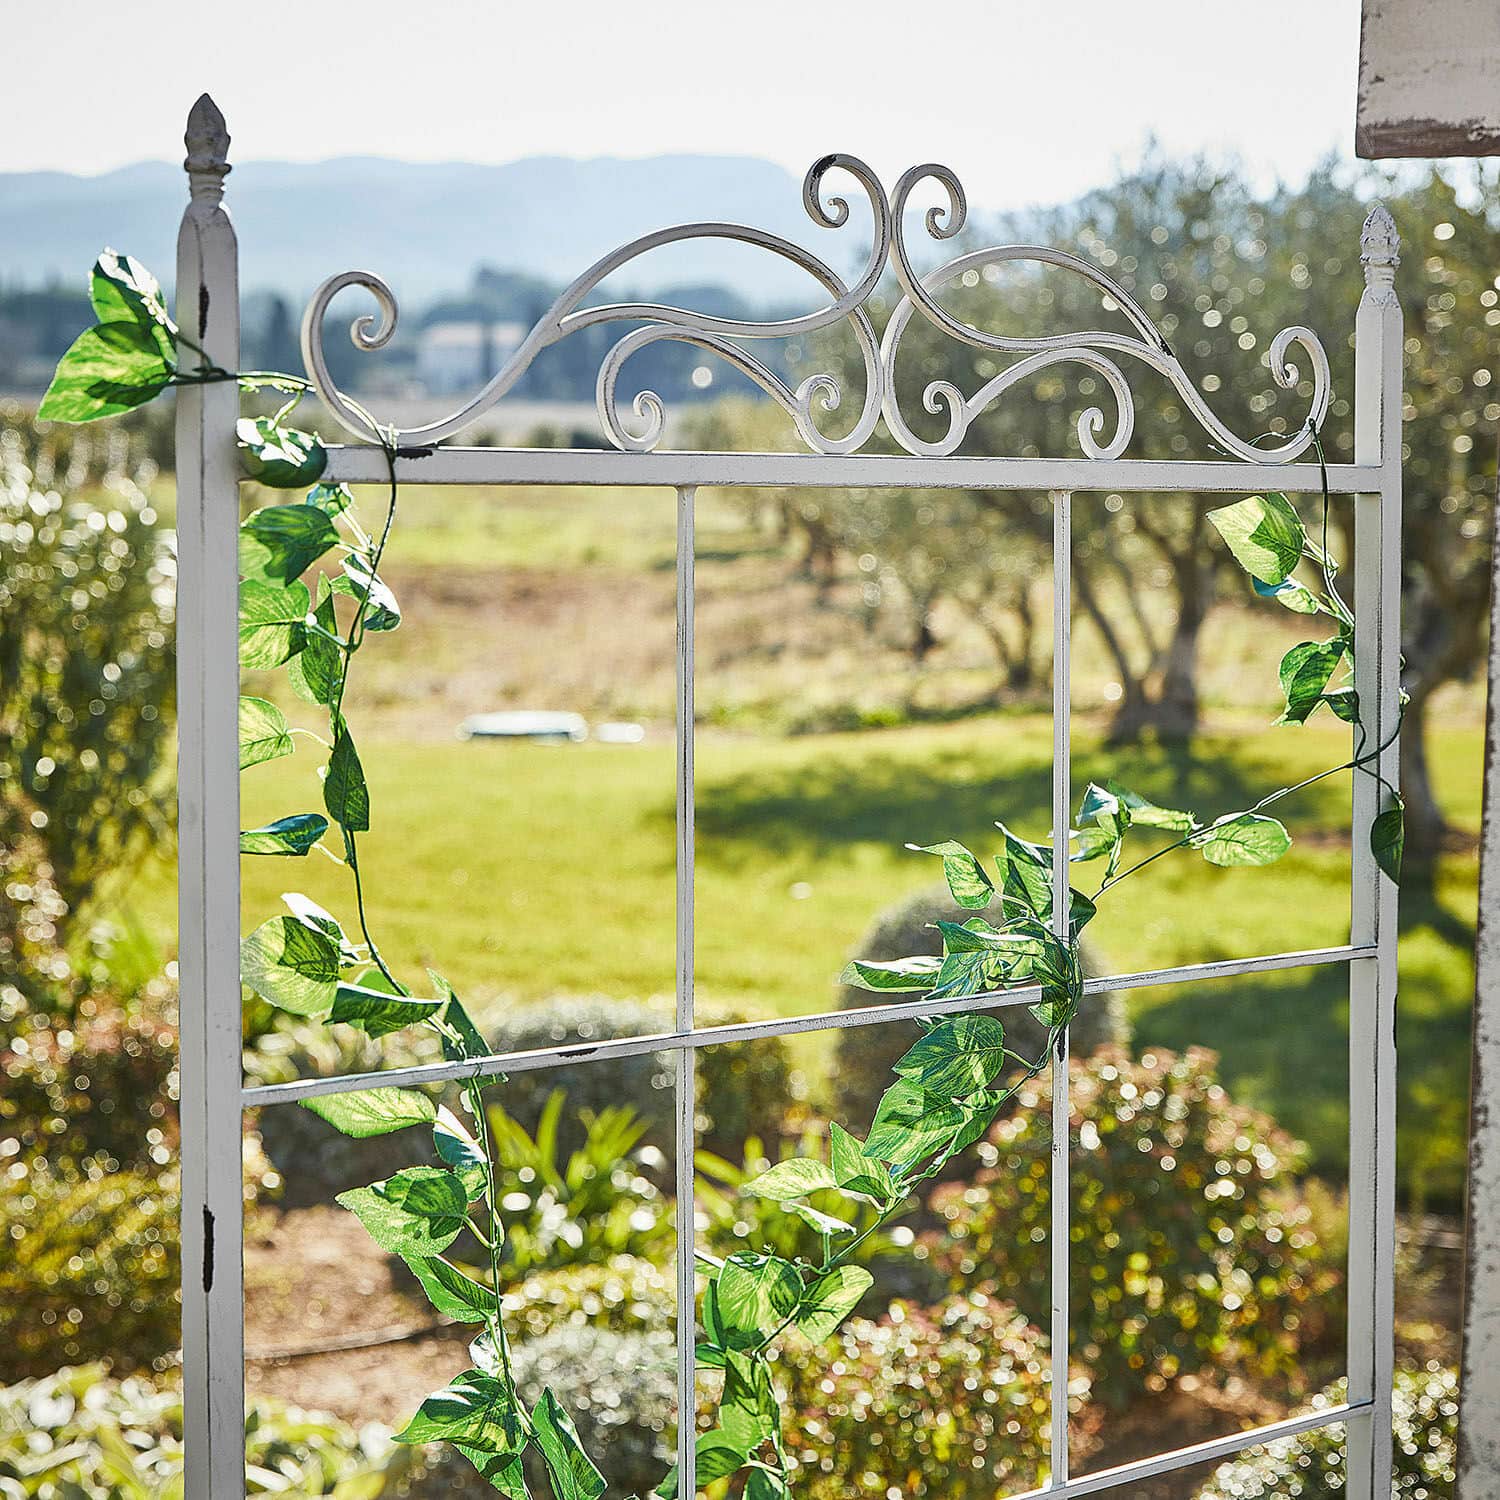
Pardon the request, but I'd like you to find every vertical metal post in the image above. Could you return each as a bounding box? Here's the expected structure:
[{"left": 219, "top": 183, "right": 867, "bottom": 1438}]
[
  {"left": 175, "top": 94, "right": 244, "bottom": 1500},
  {"left": 674, "top": 486, "right": 698, "bottom": 1496},
  {"left": 1049, "top": 490, "right": 1073, "bottom": 1488},
  {"left": 1346, "top": 203, "right": 1402, "bottom": 1500}
]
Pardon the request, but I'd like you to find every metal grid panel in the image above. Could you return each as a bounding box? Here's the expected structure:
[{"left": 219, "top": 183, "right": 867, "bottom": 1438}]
[{"left": 174, "top": 121, "right": 1405, "bottom": 1500}]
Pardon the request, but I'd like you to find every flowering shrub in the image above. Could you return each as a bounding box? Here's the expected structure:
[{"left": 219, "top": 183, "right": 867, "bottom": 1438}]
[
  {"left": 773, "top": 1291, "right": 1062, "bottom": 1499},
  {"left": 925, "top": 1047, "right": 1338, "bottom": 1409},
  {"left": 1192, "top": 1365, "right": 1459, "bottom": 1499}
]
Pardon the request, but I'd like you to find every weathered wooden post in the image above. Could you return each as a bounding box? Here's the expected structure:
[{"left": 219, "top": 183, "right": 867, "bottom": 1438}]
[
  {"left": 174, "top": 92, "right": 245, "bottom": 1500},
  {"left": 1357, "top": 3, "right": 1500, "bottom": 1490}
]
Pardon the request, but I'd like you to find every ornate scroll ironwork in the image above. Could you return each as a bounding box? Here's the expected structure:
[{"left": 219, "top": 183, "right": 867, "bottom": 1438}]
[{"left": 300, "top": 158, "right": 1332, "bottom": 462}]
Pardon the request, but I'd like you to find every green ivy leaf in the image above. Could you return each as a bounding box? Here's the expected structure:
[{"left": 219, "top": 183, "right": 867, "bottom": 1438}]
[
  {"left": 239, "top": 503, "right": 339, "bottom": 584},
  {"left": 839, "top": 955, "right": 942, "bottom": 992},
  {"left": 431, "top": 972, "right": 491, "bottom": 1063},
  {"left": 434, "top": 1104, "right": 489, "bottom": 1199},
  {"left": 785, "top": 1201, "right": 855, "bottom": 1236},
  {"left": 909, "top": 839, "right": 993, "bottom": 909},
  {"left": 1253, "top": 574, "right": 1323, "bottom": 614},
  {"left": 993, "top": 822, "right": 1053, "bottom": 918},
  {"left": 1104, "top": 781, "right": 1196, "bottom": 832},
  {"left": 532, "top": 1389, "right": 607, "bottom": 1500},
  {"left": 864, "top": 1078, "right": 964, "bottom": 1170},
  {"left": 1323, "top": 686, "right": 1361, "bottom": 723},
  {"left": 338, "top": 1167, "right": 470, "bottom": 1258},
  {"left": 301, "top": 1086, "right": 435, "bottom": 1138},
  {"left": 455, "top": 1446, "right": 529, "bottom": 1499},
  {"left": 240, "top": 914, "right": 340, "bottom": 1016},
  {"left": 282, "top": 892, "right": 357, "bottom": 961},
  {"left": 307, "top": 481, "right": 353, "bottom": 516},
  {"left": 1206, "top": 492, "right": 1306, "bottom": 585},
  {"left": 238, "top": 696, "right": 294, "bottom": 770},
  {"left": 288, "top": 577, "right": 345, "bottom": 707},
  {"left": 794, "top": 1265, "right": 873, "bottom": 1341},
  {"left": 1277, "top": 639, "right": 1348, "bottom": 725},
  {"left": 714, "top": 1253, "right": 802, "bottom": 1348},
  {"left": 336, "top": 556, "right": 402, "bottom": 632},
  {"left": 745, "top": 1469, "right": 789, "bottom": 1500},
  {"left": 238, "top": 417, "right": 328, "bottom": 489},
  {"left": 90, "top": 249, "right": 176, "bottom": 356},
  {"left": 694, "top": 1431, "right": 750, "bottom": 1485},
  {"left": 238, "top": 579, "right": 310, "bottom": 671},
  {"left": 330, "top": 982, "right": 440, "bottom": 1037},
  {"left": 402, "top": 1255, "right": 498, "bottom": 1323},
  {"left": 829, "top": 1122, "right": 892, "bottom": 1204},
  {"left": 1193, "top": 812, "right": 1292, "bottom": 868},
  {"left": 719, "top": 1353, "right": 778, "bottom": 1454},
  {"left": 38, "top": 322, "right": 173, "bottom": 423},
  {"left": 239, "top": 813, "right": 328, "bottom": 856},
  {"left": 1372, "top": 797, "right": 1404, "bottom": 883},
  {"left": 323, "top": 728, "right": 370, "bottom": 832},
  {"left": 392, "top": 1368, "right": 524, "bottom": 1450},
  {"left": 741, "top": 1158, "right": 838, "bottom": 1202},
  {"left": 892, "top": 1014, "right": 1008, "bottom": 1098}
]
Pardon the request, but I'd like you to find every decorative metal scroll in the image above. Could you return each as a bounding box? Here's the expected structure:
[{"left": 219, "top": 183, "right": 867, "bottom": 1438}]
[{"left": 300, "top": 157, "right": 1331, "bottom": 462}]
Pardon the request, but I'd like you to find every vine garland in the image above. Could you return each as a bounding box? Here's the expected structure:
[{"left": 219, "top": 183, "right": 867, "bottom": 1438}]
[{"left": 42, "top": 249, "right": 1403, "bottom": 1499}]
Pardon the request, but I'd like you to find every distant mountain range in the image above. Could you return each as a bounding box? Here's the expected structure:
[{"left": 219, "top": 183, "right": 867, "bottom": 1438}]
[{"left": 0, "top": 154, "right": 871, "bottom": 305}]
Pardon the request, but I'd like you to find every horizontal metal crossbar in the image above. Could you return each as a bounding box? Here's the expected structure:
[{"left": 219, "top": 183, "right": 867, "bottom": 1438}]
[
  {"left": 241, "top": 942, "right": 1374, "bottom": 1109},
  {"left": 318, "top": 444, "right": 1384, "bottom": 494},
  {"left": 1011, "top": 1400, "right": 1371, "bottom": 1500}
]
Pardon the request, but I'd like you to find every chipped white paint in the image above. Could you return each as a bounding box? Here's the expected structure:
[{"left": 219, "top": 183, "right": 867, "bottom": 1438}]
[{"left": 1357, "top": 0, "right": 1500, "bottom": 157}]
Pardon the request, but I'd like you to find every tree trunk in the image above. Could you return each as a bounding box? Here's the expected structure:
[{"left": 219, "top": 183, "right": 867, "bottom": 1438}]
[
  {"left": 1400, "top": 677, "right": 1451, "bottom": 874},
  {"left": 1154, "top": 552, "right": 1209, "bottom": 743}
]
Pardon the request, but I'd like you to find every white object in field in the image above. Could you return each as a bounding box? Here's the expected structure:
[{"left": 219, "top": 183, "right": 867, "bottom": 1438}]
[
  {"left": 594, "top": 721, "right": 646, "bottom": 744},
  {"left": 1357, "top": 0, "right": 1500, "bottom": 157},
  {"left": 458, "top": 710, "right": 586, "bottom": 742}
]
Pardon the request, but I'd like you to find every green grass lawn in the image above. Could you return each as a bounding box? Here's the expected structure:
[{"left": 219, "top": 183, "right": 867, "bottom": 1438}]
[{"left": 125, "top": 710, "right": 1479, "bottom": 1207}]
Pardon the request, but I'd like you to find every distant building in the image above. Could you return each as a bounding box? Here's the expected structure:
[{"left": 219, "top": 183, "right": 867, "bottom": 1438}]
[{"left": 416, "top": 320, "right": 526, "bottom": 395}]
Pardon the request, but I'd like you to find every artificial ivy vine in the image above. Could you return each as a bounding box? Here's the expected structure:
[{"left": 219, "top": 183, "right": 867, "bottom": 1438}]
[{"left": 45, "top": 249, "right": 1403, "bottom": 1499}]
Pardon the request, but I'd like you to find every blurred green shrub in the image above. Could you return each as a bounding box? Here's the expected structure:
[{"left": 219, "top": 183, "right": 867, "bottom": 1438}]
[
  {"left": 773, "top": 1290, "right": 1060, "bottom": 1499},
  {"left": 833, "top": 882, "right": 1125, "bottom": 1124},
  {"left": 0, "top": 417, "right": 175, "bottom": 1007},
  {"left": 1192, "top": 1365, "right": 1458, "bottom": 1499},
  {"left": 924, "top": 1047, "right": 1339, "bottom": 1410},
  {"left": 0, "top": 1362, "right": 418, "bottom": 1498},
  {"left": 0, "top": 979, "right": 176, "bottom": 1173},
  {"left": 481, "top": 995, "right": 797, "bottom": 1160},
  {"left": 498, "top": 1253, "right": 671, "bottom": 1342},
  {"left": 481, "top": 1090, "right": 673, "bottom": 1275},
  {"left": 0, "top": 1156, "right": 178, "bottom": 1379}
]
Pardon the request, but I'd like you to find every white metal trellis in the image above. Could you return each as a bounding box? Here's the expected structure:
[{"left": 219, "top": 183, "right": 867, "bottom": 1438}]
[{"left": 173, "top": 94, "right": 1404, "bottom": 1499}]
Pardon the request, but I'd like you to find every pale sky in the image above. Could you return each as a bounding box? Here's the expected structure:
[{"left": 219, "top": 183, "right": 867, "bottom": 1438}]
[{"left": 4, "top": 0, "right": 1365, "bottom": 209}]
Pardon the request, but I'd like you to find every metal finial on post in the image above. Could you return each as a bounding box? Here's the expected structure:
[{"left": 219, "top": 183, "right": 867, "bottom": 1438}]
[
  {"left": 184, "top": 93, "right": 230, "bottom": 202},
  {"left": 1361, "top": 204, "right": 1400, "bottom": 286}
]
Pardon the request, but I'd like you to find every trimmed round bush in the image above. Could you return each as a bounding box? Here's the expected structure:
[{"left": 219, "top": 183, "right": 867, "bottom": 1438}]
[
  {"left": 248, "top": 996, "right": 796, "bottom": 1206},
  {"left": 0, "top": 1155, "right": 179, "bottom": 1378},
  {"left": 833, "top": 882, "right": 1126, "bottom": 1122},
  {"left": 1192, "top": 1366, "right": 1458, "bottom": 1499},
  {"left": 499, "top": 1254, "right": 671, "bottom": 1341},
  {"left": 466, "top": 995, "right": 795, "bottom": 1161},
  {"left": 923, "top": 1046, "right": 1338, "bottom": 1411},
  {"left": 773, "top": 1290, "right": 1060, "bottom": 1499}
]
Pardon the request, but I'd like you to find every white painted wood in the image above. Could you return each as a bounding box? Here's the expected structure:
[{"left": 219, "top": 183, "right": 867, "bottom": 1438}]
[
  {"left": 1357, "top": 0, "right": 1500, "bottom": 158},
  {"left": 174, "top": 93, "right": 245, "bottom": 1500},
  {"left": 1461, "top": 526, "right": 1500, "bottom": 1497},
  {"left": 244, "top": 944, "right": 1378, "bottom": 1109},
  {"left": 1050, "top": 492, "right": 1073, "bottom": 1486},
  {"left": 319, "top": 445, "right": 1384, "bottom": 495},
  {"left": 674, "top": 487, "right": 697, "bottom": 1495},
  {"left": 1345, "top": 204, "right": 1403, "bottom": 1500}
]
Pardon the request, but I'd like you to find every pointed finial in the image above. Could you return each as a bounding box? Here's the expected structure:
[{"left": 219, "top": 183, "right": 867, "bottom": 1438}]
[
  {"left": 1361, "top": 204, "right": 1399, "bottom": 287},
  {"left": 184, "top": 93, "right": 230, "bottom": 203}
]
